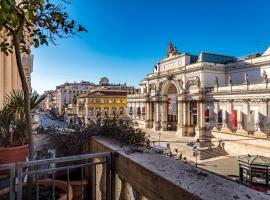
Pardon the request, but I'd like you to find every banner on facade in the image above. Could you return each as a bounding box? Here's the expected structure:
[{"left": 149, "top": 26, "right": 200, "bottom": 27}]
[{"left": 168, "top": 95, "right": 177, "bottom": 115}]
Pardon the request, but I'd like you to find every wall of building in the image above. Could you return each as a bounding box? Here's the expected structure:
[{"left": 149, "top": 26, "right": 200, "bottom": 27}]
[{"left": 0, "top": 50, "right": 33, "bottom": 108}]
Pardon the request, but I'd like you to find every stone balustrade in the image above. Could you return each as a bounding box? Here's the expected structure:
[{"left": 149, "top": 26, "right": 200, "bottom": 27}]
[{"left": 88, "top": 137, "right": 269, "bottom": 200}]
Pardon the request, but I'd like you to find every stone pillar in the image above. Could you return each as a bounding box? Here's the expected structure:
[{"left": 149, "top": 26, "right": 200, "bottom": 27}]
[
  {"left": 115, "top": 174, "right": 122, "bottom": 200},
  {"left": 154, "top": 101, "right": 161, "bottom": 130},
  {"left": 243, "top": 100, "right": 249, "bottom": 131},
  {"left": 119, "top": 178, "right": 135, "bottom": 200},
  {"left": 149, "top": 101, "right": 153, "bottom": 128},
  {"left": 161, "top": 96, "right": 168, "bottom": 131},
  {"left": 177, "top": 100, "right": 184, "bottom": 135},
  {"left": 94, "top": 158, "right": 106, "bottom": 200},
  {"left": 213, "top": 101, "right": 219, "bottom": 129},
  {"left": 139, "top": 195, "right": 148, "bottom": 200},
  {"left": 85, "top": 98, "right": 89, "bottom": 125},
  {"left": 260, "top": 99, "right": 268, "bottom": 133},
  {"left": 145, "top": 101, "right": 151, "bottom": 128},
  {"left": 195, "top": 100, "right": 205, "bottom": 139}
]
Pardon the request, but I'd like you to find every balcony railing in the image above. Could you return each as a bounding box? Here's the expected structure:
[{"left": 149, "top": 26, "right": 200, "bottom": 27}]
[{"left": 0, "top": 152, "right": 116, "bottom": 200}]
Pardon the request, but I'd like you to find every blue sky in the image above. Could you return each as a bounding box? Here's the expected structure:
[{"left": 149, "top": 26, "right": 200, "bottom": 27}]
[{"left": 32, "top": 0, "right": 270, "bottom": 93}]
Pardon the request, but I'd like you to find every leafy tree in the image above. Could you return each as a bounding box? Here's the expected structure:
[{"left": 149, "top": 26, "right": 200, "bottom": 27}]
[{"left": 0, "top": 0, "right": 86, "bottom": 160}]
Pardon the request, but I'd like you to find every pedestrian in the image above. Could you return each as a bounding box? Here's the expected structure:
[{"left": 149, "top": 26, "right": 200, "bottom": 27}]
[
  {"left": 221, "top": 141, "right": 225, "bottom": 150},
  {"left": 208, "top": 144, "right": 212, "bottom": 151}
]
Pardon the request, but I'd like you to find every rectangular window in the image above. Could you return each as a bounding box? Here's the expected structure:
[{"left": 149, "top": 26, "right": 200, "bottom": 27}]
[
  {"left": 232, "top": 110, "right": 238, "bottom": 128},
  {"left": 218, "top": 110, "right": 223, "bottom": 124},
  {"left": 205, "top": 109, "right": 210, "bottom": 123}
]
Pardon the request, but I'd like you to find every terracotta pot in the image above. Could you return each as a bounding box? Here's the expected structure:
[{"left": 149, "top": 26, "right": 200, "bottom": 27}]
[
  {"left": 0, "top": 178, "right": 73, "bottom": 200},
  {"left": 70, "top": 179, "right": 88, "bottom": 200},
  {"left": 0, "top": 145, "right": 29, "bottom": 164}
]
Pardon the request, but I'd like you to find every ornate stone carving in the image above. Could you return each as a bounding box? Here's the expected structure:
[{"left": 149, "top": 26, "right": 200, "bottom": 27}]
[
  {"left": 187, "top": 76, "right": 200, "bottom": 88},
  {"left": 167, "top": 74, "right": 174, "bottom": 81},
  {"left": 178, "top": 77, "right": 184, "bottom": 89}
]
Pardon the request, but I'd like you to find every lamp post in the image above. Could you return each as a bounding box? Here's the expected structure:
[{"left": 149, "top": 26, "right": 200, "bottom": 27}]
[
  {"left": 158, "top": 132, "right": 161, "bottom": 146},
  {"left": 193, "top": 143, "right": 199, "bottom": 167}
]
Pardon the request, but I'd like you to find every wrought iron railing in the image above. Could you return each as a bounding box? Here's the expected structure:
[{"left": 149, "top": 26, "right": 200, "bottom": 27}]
[{"left": 0, "top": 152, "right": 116, "bottom": 200}]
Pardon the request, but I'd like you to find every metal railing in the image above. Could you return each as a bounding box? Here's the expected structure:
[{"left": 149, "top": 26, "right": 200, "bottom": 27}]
[{"left": 0, "top": 152, "right": 116, "bottom": 200}]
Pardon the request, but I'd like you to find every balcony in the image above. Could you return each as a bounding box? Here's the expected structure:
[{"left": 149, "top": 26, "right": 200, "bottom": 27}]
[{"left": 0, "top": 137, "right": 269, "bottom": 200}]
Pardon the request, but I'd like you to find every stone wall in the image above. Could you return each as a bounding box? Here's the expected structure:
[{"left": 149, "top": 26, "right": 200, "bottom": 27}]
[
  {"left": 211, "top": 131, "right": 270, "bottom": 157},
  {"left": 88, "top": 137, "right": 269, "bottom": 200}
]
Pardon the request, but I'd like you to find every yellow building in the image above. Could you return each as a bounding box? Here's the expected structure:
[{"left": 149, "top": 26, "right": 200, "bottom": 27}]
[{"left": 76, "top": 90, "right": 127, "bottom": 124}]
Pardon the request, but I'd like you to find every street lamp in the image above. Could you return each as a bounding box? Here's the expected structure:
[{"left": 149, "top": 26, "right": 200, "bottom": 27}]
[
  {"left": 193, "top": 143, "right": 199, "bottom": 167},
  {"left": 158, "top": 132, "right": 161, "bottom": 146}
]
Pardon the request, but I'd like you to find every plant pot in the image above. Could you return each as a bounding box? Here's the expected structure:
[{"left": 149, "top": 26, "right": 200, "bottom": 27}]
[
  {"left": 0, "top": 178, "right": 73, "bottom": 200},
  {"left": 70, "top": 179, "right": 88, "bottom": 200},
  {"left": 0, "top": 145, "right": 29, "bottom": 164}
]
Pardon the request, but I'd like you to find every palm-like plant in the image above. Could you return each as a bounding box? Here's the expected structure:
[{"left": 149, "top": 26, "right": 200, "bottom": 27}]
[{"left": 0, "top": 90, "right": 45, "bottom": 147}]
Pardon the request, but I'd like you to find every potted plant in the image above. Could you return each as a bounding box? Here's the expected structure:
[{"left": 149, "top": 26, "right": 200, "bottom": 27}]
[{"left": 0, "top": 90, "right": 45, "bottom": 164}]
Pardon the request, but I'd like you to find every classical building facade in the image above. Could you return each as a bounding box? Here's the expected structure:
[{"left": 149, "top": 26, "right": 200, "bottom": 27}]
[
  {"left": 68, "top": 90, "right": 127, "bottom": 124},
  {"left": 55, "top": 81, "right": 96, "bottom": 113},
  {"left": 127, "top": 42, "right": 270, "bottom": 140}
]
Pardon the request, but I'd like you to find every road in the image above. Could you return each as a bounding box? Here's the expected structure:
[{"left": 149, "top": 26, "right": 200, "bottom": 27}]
[{"left": 39, "top": 112, "right": 68, "bottom": 128}]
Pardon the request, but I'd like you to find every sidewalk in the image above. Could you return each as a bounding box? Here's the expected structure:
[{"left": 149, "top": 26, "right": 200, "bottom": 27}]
[{"left": 143, "top": 128, "right": 239, "bottom": 181}]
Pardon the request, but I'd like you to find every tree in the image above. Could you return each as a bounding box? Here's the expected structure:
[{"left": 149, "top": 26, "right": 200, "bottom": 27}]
[{"left": 0, "top": 0, "right": 86, "bottom": 160}]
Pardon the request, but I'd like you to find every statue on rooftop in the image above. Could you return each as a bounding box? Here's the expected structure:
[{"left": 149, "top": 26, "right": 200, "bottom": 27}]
[
  {"left": 195, "top": 76, "right": 200, "bottom": 87},
  {"left": 244, "top": 73, "right": 249, "bottom": 84},
  {"left": 215, "top": 77, "right": 219, "bottom": 87},
  {"left": 262, "top": 70, "right": 268, "bottom": 82},
  {"left": 167, "top": 42, "right": 179, "bottom": 58},
  {"left": 228, "top": 76, "right": 233, "bottom": 85}
]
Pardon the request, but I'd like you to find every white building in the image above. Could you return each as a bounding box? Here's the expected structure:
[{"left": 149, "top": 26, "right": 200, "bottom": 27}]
[
  {"left": 128, "top": 42, "right": 270, "bottom": 144},
  {"left": 55, "top": 81, "right": 96, "bottom": 113}
]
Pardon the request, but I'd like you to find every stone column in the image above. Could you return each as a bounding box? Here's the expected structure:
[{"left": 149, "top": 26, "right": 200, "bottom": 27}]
[
  {"left": 177, "top": 100, "right": 184, "bottom": 135},
  {"left": 154, "top": 101, "right": 161, "bottom": 130},
  {"left": 195, "top": 100, "right": 205, "bottom": 139},
  {"left": 242, "top": 100, "right": 249, "bottom": 131},
  {"left": 115, "top": 174, "right": 122, "bottom": 200},
  {"left": 161, "top": 96, "right": 168, "bottom": 131},
  {"left": 149, "top": 101, "right": 153, "bottom": 128},
  {"left": 85, "top": 98, "right": 89, "bottom": 125},
  {"left": 213, "top": 101, "right": 219, "bottom": 129},
  {"left": 145, "top": 101, "right": 151, "bottom": 128},
  {"left": 93, "top": 158, "right": 106, "bottom": 200},
  {"left": 260, "top": 99, "right": 268, "bottom": 133},
  {"left": 119, "top": 178, "right": 135, "bottom": 200},
  {"left": 138, "top": 195, "right": 148, "bottom": 200}
]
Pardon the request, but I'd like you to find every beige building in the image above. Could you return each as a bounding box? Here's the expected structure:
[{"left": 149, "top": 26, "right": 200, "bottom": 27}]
[
  {"left": 0, "top": 51, "right": 33, "bottom": 108},
  {"left": 54, "top": 81, "right": 96, "bottom": 113},
  {"left": 74, "top": 90, "right": 127, "bottom": 124}
]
